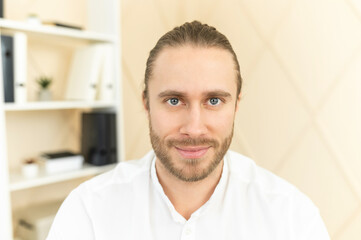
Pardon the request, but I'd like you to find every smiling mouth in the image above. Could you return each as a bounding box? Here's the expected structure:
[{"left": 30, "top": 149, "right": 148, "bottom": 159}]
[{"left": 175, "top": 146, "right": 210, "bottom": 159}]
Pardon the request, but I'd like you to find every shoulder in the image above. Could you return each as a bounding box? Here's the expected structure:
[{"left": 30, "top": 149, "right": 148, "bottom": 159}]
[
  {"left": 226, "top": 151, "right": 329, "bottom": 238},
  {"left": 76, "top": 151, "right": 155, "bottom": 196},
  {"left": 227, "top": 150, "right": 317, "bottom": 207},
  {"left": 48, "top": 151, "right": 156, "bottom": 239}
]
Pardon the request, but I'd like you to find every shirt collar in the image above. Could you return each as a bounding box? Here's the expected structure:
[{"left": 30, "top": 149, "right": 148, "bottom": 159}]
[{"left": 150, "top": 152, "right": 230, "bottom": 223}]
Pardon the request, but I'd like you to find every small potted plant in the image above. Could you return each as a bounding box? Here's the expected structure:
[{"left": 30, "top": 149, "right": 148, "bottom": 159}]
[{"left": 36, "top": 75, "right": 53, "bottom": 101}]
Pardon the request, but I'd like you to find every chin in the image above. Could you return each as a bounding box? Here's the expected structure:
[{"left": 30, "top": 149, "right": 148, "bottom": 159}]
[{"left": 166, "top": 150, "right": 222, "bottom": 182}]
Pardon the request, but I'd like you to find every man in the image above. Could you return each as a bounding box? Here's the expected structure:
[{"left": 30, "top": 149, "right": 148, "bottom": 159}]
[{"left": 47, "top": 21, "right": 330, "bottom": 239}]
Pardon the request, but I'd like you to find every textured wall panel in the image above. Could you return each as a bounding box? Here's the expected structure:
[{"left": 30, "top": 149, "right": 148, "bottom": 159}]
[{"left": 121, "top": 0, "right": 361, "bottom": 238}]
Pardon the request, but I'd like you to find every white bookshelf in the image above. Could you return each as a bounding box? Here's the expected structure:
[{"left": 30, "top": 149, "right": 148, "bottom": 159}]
[
  {"left": 0, "top": 1, "right": 123, "bottom": 240},
  {"left": 0, "top": 19, "right": 116, "bottom": 43},
  {"left": 9, "top": 163, "right": 117, "bottom": 192},
  {"left": 4, "top": 101, "right": 115, "bottom": 111}
]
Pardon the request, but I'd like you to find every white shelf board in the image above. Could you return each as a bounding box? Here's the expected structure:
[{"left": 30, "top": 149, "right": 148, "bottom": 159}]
[
  {"left": 4, "top": 101, "right": 115, "bottom": 111},
  {"left": 0, "top": 19, "right": 116, "bottom": 43},
  {"left": 9, "top": 163, "right": 117, "bottom": 192}
]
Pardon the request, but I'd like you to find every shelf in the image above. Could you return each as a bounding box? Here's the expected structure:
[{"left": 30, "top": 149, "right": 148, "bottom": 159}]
[
  {"left": 4, "top": 101, "right": 115, "bottom": 111},
  {"left": 0, "top": 2, "right": 122, "bottom": 239},
  {"left": 0, "top": 19, "right": 116, "bottom": 43},
  {"left": 9, "top": 163, "right": 117, "bottom": 192}
]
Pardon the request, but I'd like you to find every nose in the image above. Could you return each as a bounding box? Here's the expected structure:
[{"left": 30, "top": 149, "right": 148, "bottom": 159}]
[{"left": 179, "top": 105, "right": 208, "bottom": 137}]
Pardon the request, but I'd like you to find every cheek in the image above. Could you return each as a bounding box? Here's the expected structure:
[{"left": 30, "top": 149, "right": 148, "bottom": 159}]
[
  {"left": 149, "top": 109, "right": 181, "bottom": 135},
  {"left": 206, "top": 110, "right": 235, "bottom": 133}
]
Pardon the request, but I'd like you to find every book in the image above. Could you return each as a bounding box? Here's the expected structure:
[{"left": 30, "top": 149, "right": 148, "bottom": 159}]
[
  {"left": 1, "top": 35, "right": 15, "bottom": 103},
  {"left": 40, "top": 150, "right": 84, "bottom": 174},
  {"left": 42, "top": 21, "right": 82, "bottom": 30}
]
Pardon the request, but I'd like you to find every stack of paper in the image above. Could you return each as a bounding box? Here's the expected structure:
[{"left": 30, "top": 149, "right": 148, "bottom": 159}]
[{"left": 40, "top": 151, "right": 83, "bottom": 174}]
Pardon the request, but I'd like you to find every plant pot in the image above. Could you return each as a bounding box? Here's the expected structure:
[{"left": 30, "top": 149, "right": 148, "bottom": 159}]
[
  {"left": 27, "top": 14, "right": 41, "bottom": 25},
  {"left": 22, "top": 163, "right": 39, "bottom": 178},
  {"left": 38, "top": 89, "right": 52, "bottom": 101}
]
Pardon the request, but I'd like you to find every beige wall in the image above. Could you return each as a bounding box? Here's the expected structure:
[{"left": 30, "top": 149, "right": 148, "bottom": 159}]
[{"left": 121, "top": 0, "right": 361, "bottom": 239}]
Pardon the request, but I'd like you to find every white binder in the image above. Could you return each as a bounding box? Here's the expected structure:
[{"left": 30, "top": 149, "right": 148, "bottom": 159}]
[
  {"left": 65, "top": 44, "right": 105, "bottom": 101},
  {"left": 14, "top": 32, "right": 27, "bottom": 103},
  {"left": 98, "top": 44, "right": 114, "bottom": 102}
]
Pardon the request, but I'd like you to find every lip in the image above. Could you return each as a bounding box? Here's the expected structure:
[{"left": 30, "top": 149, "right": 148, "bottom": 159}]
[{"left": 175, "top": 146, "right": 210, "bottom": 159}]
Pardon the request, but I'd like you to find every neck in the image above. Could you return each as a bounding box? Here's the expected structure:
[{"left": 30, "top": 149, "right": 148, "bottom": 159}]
[{"left": 155, "top": 159, "right": 224, "bottom": 220}]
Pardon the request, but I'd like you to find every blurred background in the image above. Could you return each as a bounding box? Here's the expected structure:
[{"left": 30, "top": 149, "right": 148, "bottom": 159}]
[
  {"left": 122, "top": 0, "right": 361, "bottom": 238},
  {"left": 1, "top": 0, "right": 361, "bottom": 239}
]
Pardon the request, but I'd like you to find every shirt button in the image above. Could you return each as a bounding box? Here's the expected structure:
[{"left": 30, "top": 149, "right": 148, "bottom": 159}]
[{"left": 185, "top": 229, "right": 192, "bottom": 235}]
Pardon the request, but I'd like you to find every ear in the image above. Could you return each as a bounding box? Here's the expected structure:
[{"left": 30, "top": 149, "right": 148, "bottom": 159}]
[
  {"left": 142, "top": 91, "right": 149, "bottom": 113},
  {"left": 235, "top": 92, "right": 242, "bottom": 112}
]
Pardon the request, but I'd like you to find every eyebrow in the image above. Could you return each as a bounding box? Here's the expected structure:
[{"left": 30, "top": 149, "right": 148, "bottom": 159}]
[
  {"left": 158, "top": 90, "right": 232, "bottom": 99},
  {"left": 158, "top": 90, "right": 185, "bottom": 98}
]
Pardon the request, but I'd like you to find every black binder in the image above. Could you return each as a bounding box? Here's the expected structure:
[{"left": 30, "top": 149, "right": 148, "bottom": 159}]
[
  {"left": 0, "top": 0, "right": 3, "bottom": 18},
  {"left": 1, "top": 35, "right": 15, "bottom": 103}
]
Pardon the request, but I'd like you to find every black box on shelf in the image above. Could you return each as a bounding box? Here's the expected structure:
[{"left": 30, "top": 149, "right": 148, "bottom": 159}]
[{"left": 81, "top": 112, "right": 117, "bottom": 166}]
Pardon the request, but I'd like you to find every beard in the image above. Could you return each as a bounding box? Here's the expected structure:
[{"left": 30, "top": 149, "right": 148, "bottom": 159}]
[{"left": 149, "top": 122, "right": 234, "bottom": 182}]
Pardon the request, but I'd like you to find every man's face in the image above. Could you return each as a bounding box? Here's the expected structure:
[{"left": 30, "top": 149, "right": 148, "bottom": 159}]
[{"left": 146, "top": 45, "right": 240, "bottom": 182}]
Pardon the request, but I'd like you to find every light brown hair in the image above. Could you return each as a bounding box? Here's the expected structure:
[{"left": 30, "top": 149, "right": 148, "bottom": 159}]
[{"left": 143, "top": 20, "right": 242, "bottom": 108}]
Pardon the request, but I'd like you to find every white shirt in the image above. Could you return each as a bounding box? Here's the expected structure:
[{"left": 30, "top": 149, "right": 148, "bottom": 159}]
[{"left": 47, "top": 150, "right": 330, "bottom": 240}]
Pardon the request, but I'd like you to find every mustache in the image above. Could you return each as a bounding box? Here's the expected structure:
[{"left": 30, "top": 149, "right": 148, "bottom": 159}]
[{"left": 167, "top": 138, "right": 219, "bottom": 148}]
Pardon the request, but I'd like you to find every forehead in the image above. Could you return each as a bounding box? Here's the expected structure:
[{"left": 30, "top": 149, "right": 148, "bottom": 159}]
[{"left": 149, "top": 45, "right": 237, "bottom": 96}]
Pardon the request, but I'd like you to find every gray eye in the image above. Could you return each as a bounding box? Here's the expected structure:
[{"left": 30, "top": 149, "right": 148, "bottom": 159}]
[
  {"left": 168, "top": 98, "right": 179, "bottom": 106},
  {"left": 209, "top": 98, "right": 220, "bottom": 105}
]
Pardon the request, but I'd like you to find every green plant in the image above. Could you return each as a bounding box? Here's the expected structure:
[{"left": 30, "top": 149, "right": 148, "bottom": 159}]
[
  {"left": 36, "top": 76, "right": 52, "bottom": 89},
  {"left": 28, "top": 13, "right": 38, "bottom": 18}
]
